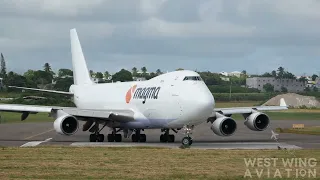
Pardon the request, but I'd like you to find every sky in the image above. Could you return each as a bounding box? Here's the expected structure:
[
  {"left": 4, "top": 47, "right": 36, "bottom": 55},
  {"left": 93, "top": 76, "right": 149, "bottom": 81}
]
[{"left": 0, "top": 0, "right": 320, "bottom": 76}]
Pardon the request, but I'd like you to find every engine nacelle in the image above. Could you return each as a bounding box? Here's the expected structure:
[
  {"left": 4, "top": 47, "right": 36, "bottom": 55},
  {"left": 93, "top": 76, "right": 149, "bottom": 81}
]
[
  {"left": 211, "top": 116, "right": 237, "bottom": 136},
  {"left": 244, "top": 112, "right": 270, "bottom": 131},
  {"left": 53, "top": 114, "right": 79, "bottom": 135}
]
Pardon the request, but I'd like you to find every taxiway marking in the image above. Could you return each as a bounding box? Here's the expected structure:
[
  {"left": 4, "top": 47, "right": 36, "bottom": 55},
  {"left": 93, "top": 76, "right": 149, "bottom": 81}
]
[
  {"left": 20, "top": 138, "right": 52, "bottom": 147},
  {"left": 24, "top": 129, "right": 54, "bottom": 140}
]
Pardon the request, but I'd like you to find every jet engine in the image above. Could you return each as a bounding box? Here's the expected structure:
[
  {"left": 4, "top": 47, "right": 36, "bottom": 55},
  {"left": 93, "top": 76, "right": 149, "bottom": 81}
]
[
  {"left": 244, "top": 112, "right": 270, "bottom": 131},
  {"left": 53, "top": 114, "right": 79, "bottom": 135},
  {"left": 211, "top": 116, "right": 237, "bottom": 136}
]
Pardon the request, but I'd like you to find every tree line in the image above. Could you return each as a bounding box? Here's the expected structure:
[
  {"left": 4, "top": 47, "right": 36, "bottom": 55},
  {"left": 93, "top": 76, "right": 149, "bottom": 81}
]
[
  {"left": 0, "top": 53, "right": 319, "bottom": 94},
  {"left": 254, "top": 66, "right": 319, "bottom": 82}
]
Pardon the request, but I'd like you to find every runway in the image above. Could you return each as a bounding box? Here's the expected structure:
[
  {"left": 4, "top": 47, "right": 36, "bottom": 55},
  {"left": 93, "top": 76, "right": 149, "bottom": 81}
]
[{"left": 0, "top": 120, "right": 319, "bottom": 149}]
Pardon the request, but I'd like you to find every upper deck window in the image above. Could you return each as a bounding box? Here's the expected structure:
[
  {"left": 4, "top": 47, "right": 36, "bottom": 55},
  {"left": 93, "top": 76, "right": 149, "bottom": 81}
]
[{"left": 183, "top": 76, "right": 202, "bottom": 81}]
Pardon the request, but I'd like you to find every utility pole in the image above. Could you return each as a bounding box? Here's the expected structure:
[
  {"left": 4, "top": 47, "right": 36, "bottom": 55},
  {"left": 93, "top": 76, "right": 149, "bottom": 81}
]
[{"left": 229, "top": 80, "right": 232, "bottom": 101}]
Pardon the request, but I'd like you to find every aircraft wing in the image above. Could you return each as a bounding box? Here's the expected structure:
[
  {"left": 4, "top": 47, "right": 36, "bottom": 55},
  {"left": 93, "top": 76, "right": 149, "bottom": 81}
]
[
  {"left": 0, "top": 104, "right": 134, "bottom": 122},
  {"left": 213, "top": 98, "right": 288, "bottom": 115}
]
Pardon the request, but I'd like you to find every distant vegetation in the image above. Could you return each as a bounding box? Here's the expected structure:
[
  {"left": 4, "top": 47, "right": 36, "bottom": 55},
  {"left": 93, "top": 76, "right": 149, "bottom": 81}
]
[{"left": 0, "top": 53, "right": 319, "bottom": 104}]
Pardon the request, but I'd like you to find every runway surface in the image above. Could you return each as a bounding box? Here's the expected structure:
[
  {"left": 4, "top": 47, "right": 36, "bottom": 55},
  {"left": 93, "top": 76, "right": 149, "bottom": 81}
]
[{"left": 0, "top": 120, "right": 319, "bottom": 149}]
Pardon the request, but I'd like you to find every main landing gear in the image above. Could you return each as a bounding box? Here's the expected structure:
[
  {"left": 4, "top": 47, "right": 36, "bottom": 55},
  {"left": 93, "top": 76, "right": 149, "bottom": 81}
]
[
  {"left": 89, "top": 123, "right": 105, "bottom": 142},
  {"left": 89, "top": 123, "right": 122, "bottom": 142},
  {"left": 181, "top": 125, "right": 194, "bottom": 146},
  {"left": 131, "top": 129, "right": 146, "bottom": 142},
  {"left": 160, "top": 129, "right": 175, "bottom": 143}
]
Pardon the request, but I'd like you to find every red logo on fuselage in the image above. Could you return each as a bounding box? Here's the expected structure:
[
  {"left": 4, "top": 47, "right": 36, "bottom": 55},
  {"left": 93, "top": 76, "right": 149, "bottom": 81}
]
[{"left": 126, "top": 85, "right": 137, "bottom": 103}]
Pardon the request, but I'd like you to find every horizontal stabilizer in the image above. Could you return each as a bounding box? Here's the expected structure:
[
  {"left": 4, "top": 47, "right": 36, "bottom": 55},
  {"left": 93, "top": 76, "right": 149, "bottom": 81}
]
[{"left": 8, "top": 86, "right": 73, "bottom": 95}]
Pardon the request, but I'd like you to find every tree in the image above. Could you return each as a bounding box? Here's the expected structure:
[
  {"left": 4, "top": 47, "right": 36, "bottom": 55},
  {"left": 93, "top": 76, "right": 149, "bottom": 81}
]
[
  {"left": 43, "top": 63, "right": 52, "bottom": 73},
  {"left": 198, "top": 72, "right": 223, "bottom": 86},
  {"left": 241, "top": 70, "right": 247, "bottom": 78},
  {"left": 89, "top": 70, "right": 94, "bottom": 77},
  {"left": 298, "top": 76, "right": 308, "bottom": 83},
  {"left": 176, "top": 68, "right": 184, "bottom": 71},
  {"left": 58, "top": 69, "right": 73, "bottom": 77},
  {"left": 104, "top": 71, "right": 110, "bottom": 79},
  {"left": 141, "top": 67, "right": 147, "bottom": 74},
  {"left": 271, "top": 70, "right": 277, "bottom": 77},
  {"left": 54, "top": 77, "right": 73, "bottom": 91},
  {"left": 312, "top": 74, "right": 318, "bottom": 81},
  {"left": 112, "top": 69, "right": 133, "bottom": 82},
  {"left": 0, "top": 53, "right": 6, "bottom": 78},
  {"left": 132, "top": 67, "right": 137, "bottom": 76},
  {"left": 156, "top": 69, "right": 162, "bottom": 75},
  {"left": 281, "top": 86, "right": 288, "bottom": 93},
  {"left": 305, "top": 87, "right": 311, "bottom": 92},
  {"left": 263, "top": 83, "right": 274, "bottom": 92},
  {"left": 4, "top": 71, "right": 27, "bottom": 88},
  {"left": 283, "top": 72, "right": 295, "bottom": 79},
  {"left": 277, "top": 66, "right": 285, "bottom": 79},
  {"left": 95, "top": 72, "right": 103, "bottom": 79},
  {"left": 261, "top": 72, "right": 273, "bottom": 77}
]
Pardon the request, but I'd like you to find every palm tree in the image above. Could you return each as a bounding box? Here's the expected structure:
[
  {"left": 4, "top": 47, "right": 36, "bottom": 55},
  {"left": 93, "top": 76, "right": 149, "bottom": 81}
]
[
  {"left": 156, "top": 69, "right": 162, "bottom": 75},
  {"left": 89, "top": 70, "right": 94, "bottom": 77},
  {"left": 132, "top": 67, "right": 137, "bottom": 76},
  {"left": 43, "top": 63, "right": 51, "bottom": 73},
  {"left": 141, "top": 67, "right": 147, "bottom": 74},
  {"left": 104, "top": 71, "right": 110, "bottom": 79},
  {"left": 277, "top": 67, "right": 284, "bottom": 79}
]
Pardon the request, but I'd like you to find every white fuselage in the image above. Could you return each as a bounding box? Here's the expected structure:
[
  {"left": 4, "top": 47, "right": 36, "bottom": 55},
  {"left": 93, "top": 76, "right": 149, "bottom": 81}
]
[{"left": 70, "top": 70, "right": 215, "bottom": 129}]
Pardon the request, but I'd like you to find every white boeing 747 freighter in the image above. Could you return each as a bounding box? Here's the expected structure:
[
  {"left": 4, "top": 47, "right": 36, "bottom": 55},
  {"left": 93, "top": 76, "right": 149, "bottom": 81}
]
[{"left": 3, "top": 29, "right": 288, "bottom": 146}]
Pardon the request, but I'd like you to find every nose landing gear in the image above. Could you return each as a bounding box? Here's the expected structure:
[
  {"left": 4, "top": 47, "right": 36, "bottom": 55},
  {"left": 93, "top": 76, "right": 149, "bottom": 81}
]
[{"left": 181, "top": 125, "right": 194, "bottom": 146}]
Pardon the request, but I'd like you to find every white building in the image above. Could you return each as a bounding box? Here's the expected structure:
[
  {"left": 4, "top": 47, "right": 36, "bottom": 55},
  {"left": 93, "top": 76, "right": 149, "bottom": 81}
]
[
  {"left": 229, "top": 71, "right": 242, "bottom": 77},
  {"left": 219, "top": 71, "right": 228, "bottom": 76}
]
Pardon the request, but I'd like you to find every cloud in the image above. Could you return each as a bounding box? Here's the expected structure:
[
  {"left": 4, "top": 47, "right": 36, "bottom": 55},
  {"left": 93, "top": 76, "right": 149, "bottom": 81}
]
[{"left": 0, "top": 0, "right": 320, "bottom": 75}]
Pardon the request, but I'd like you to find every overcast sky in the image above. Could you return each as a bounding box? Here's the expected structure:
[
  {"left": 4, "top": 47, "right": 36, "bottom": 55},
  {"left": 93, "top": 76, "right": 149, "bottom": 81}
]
[{"left": 1, "top": 0, "right": 320, "bottom": 75}]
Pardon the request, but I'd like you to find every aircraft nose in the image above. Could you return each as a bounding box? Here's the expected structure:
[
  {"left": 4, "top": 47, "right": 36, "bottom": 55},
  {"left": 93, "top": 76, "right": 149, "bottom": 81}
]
[
  {"left": 194, "top": 90, "right": 214, "bottom": 115},
  {"left": 186, "top": 85, "right": 215, "bottom": 122}
]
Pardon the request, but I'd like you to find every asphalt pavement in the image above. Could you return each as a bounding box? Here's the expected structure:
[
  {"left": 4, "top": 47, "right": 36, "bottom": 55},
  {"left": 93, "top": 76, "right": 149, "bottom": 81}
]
[{"left": 0, "top": 120, "right": 319, "bottom": 149}]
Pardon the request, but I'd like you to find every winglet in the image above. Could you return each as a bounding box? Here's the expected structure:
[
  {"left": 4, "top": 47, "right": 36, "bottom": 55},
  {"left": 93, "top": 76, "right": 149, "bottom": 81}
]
[{"left": 280, "top": 98, "right": 287, "bottom": 107}]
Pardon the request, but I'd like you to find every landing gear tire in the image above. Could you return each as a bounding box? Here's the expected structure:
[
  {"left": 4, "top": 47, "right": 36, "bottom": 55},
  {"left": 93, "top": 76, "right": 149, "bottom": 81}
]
[
  {"left": 140, "top": 134, "right": 146, "bottom": 142},
  {"left": 160, "top": 134, "right": 175, "bottom": 143},
  {"left": 132, "top": 134, "right": 146, "bottom": 142},
  {"left": 90, "top": 134, "right": 96, "bottom": 142},
  {"left": 132, "top": 134, "right": 138, "bottom": 142},
  {"left": 107, "top": 134, "right": 114, "bottom": 142},
  {"left": 182, "top": 137, "right": 192, "bottom": 146},
  {"left": 115, "top": 134, "right": 122, "bottom": 142},
  {"left": 168, "top": 134, "right": 175, "bottom": 143},
  {"left": 97, "top": 134, "right": 104, "bottom": 142},
  {"left": 89, "top": 134, "right": 104, "bottom": 142}
]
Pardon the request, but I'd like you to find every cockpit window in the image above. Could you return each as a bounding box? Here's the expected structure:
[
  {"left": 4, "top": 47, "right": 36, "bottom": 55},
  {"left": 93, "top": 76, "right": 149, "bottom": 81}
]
[{"left": 183, "top": 76, "right": 202, "bottom": 81}]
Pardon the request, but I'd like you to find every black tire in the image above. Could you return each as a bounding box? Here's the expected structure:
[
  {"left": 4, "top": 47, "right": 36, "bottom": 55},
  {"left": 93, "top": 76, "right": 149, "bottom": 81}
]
[
  {"left": 89, "top": 134, "right": 96, "bottom": 142},
  {"left": 115, "top": 134, "right": 122, "bottom": 142},
  {"left": 140, "top": 134, "right": 146, "bottom": 142},
  {"left": 188, "top": 137, "right": 193, "bottom": 145},
  {"left": 160, "top": 134, "right": 164, "bottom": 142},
  {"left": 182, "top": 137, "right": 191, "bottom": 146},
  {"left": 107, "top": 134, "right": 114, "bottom": 142},
  {"left": 132, "top": 134, "right": 138, "bottom": 142},
  {"left": 168, "top": 134, "right": 175, "bottom": 143},
  {"left": 97, "top": 134, "right": 104, "bottom": 142}
]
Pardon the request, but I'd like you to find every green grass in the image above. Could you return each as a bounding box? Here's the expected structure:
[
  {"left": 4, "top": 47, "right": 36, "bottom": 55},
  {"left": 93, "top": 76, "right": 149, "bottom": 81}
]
[
  {"left": 215, "top": 101, "right": 260, "bottom": 108},
  {"left": 0, "top": 101, "right": 319, "bottom": 124},
  {"left": 276, "top": 126, "right": 320, "bottom": 135},
  {"left": 0, "top": 147, "right": 319, "bottom": 180},
  {"left": 216, "top": 101, "right": 320, "bottom": 120},
  {"left": 0, "top": 112, "right": 52, "bottom": 124}
]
